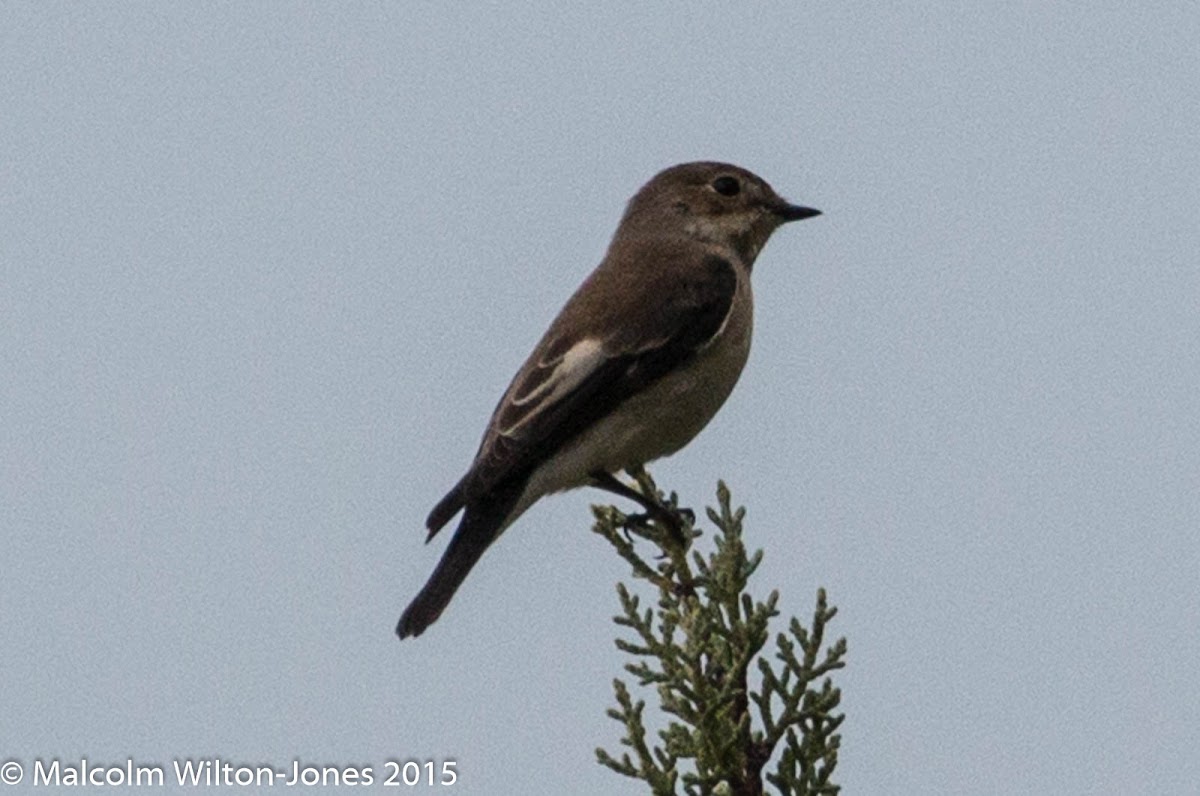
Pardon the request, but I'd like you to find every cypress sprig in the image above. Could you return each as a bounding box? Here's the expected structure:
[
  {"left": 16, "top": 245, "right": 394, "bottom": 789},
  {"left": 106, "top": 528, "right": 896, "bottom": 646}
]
[{"left": 593, "top": 470, "right": 846, "bottom": 796}]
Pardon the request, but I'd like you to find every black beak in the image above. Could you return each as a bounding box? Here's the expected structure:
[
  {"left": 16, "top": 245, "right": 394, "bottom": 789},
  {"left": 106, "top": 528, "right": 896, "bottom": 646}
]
[{"left": 777, "top": 203, "right": 822, "bottom": 222}]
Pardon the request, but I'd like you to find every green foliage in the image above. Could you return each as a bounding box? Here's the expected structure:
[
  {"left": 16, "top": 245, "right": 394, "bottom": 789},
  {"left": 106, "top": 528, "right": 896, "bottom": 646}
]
[{"left": 592, "top": 470, "right": 846, "bottom": 796}]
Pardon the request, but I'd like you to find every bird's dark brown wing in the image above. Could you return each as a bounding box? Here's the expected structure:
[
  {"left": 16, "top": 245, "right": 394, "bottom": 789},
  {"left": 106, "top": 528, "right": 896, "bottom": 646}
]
[{"left": 424, "top": 251, "right": 738, "bottom": 536}]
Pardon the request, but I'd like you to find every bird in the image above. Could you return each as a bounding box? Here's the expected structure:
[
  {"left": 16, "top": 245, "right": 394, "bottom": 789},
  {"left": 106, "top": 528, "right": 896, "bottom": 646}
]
[{"left": 397, "top": 161, "right": 820, "bottom": 638}]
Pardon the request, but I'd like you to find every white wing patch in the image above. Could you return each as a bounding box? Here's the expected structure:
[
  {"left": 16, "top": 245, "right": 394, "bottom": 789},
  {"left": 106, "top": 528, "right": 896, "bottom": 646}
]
[{"left": 502, "top": 337, "right": 608, "bottom": 436}]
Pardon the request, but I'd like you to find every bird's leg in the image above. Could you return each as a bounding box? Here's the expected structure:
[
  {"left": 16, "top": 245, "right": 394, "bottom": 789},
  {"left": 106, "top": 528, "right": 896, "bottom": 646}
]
[
  {"left": 625, "top": 467, "right": 696, "bottom": 529},
  {"left": 590, "top": 470, "right": 689, "bottom": 544}
]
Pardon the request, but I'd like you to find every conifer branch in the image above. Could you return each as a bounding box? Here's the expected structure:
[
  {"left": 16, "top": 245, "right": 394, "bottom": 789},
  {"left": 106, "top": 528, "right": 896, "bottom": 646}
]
[{"left": 593, "top": 470, "right": 846, "bottom": 795}]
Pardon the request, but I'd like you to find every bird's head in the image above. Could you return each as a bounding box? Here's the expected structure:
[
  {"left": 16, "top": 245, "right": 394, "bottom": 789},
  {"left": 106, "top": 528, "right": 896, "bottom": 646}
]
[{"left": 618, "top": 161, "right": 820, "bottom": 264}]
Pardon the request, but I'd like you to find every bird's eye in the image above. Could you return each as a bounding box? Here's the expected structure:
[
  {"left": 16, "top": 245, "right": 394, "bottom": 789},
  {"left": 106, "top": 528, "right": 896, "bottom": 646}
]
[{"left": 711, "top": 176, "right": 741, "bottom": 197}]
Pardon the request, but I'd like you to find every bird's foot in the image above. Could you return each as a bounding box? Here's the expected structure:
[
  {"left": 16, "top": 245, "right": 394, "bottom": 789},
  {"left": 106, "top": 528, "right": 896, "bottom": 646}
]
[{"left": 591, "top": 470, "right": 694, "bottom": 549}]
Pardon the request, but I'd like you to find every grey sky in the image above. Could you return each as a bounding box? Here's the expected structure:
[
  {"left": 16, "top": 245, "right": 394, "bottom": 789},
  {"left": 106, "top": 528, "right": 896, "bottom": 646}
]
[{"left": 2, "top": 3, "right": 1197, "bottom": 794}]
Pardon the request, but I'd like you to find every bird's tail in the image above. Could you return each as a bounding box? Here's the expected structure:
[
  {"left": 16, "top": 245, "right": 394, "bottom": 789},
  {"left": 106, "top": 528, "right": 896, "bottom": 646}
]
[{"left": 396, "top": 506, "right": 507, "bottom": 639}]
